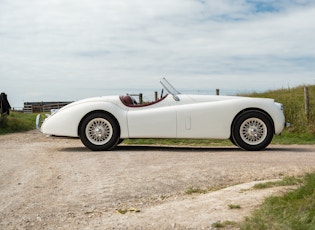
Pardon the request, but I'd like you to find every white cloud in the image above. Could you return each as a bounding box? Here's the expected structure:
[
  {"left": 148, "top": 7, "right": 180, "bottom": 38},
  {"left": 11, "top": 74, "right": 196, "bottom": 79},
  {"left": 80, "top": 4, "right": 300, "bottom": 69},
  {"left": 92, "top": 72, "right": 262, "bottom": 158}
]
[{"left": 1, "top": 0, "right": 315, "bottom": 107}]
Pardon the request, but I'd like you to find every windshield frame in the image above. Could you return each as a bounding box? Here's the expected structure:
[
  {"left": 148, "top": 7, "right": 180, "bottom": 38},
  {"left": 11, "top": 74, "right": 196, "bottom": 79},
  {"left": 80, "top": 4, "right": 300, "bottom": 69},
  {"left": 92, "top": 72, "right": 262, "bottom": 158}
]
[{"left": 160, "top": 78, "right": 181, "bottom": 96}]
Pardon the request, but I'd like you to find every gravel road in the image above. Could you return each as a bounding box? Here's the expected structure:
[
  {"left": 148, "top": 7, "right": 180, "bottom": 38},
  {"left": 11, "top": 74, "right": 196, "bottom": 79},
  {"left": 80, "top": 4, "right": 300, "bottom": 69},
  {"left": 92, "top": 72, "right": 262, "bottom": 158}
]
[{"left": 1, "top": 130, "right": 315, "bottom": 229}]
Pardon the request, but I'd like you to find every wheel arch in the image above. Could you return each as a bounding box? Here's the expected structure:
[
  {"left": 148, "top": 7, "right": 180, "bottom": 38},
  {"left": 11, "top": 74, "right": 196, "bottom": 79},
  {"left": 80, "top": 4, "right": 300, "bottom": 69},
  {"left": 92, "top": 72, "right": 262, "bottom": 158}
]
[
  {"left": 230, "top": 108, "right": 275, "bottom": 138},
  {"left": 78, "top": 110, "right": 121, "bottom": 137}
]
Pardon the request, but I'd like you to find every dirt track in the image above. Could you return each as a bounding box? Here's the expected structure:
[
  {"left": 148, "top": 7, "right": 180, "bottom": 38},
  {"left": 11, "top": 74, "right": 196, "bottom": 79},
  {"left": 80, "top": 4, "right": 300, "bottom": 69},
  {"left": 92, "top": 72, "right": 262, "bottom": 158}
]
[{"left": 1, "top": 130, "right": 315, "bottom": 229}]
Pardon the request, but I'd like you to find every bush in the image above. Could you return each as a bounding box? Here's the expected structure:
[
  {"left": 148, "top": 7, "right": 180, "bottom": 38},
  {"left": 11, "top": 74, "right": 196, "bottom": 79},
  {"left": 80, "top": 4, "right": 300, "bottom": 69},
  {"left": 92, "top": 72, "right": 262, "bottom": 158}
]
[{"left": 0, "top": 113, "right": 8, "bottom": 128}]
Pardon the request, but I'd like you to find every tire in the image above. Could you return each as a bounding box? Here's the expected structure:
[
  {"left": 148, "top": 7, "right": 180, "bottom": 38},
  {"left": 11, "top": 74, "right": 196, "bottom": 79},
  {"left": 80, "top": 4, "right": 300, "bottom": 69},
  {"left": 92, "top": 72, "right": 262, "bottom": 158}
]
[
  {"left": 117, "top": 139, "right": 124, "bottom": 145},
  {"left": 79, "top": 112, "right": 120, "bottom": 151},
  {"left": 229, "top": 137, "right": 238, "bottom": 147},
  {"left": 231, "top": 111, "right": 273, "bottom": 151}
]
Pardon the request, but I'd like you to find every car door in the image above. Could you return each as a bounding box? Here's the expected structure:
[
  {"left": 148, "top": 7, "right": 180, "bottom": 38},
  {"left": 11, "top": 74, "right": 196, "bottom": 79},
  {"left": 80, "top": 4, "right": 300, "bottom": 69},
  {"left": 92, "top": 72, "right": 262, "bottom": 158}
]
[
  {"left": 173, "top": 95, "right": 234, "bottom": 139},
  {"left": 127, "top": 95, "right": 176, "bottom": 138}
]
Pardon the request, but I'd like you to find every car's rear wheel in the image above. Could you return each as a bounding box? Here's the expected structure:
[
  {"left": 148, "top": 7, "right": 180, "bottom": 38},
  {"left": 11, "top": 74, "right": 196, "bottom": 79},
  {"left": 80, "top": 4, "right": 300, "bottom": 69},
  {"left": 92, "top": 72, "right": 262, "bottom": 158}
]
[
  {"left": 231, "top": 111, "right": 273, "bottom": 151},
  {"left": 79, "top": 112, "right": 120, "bottom": 151}
]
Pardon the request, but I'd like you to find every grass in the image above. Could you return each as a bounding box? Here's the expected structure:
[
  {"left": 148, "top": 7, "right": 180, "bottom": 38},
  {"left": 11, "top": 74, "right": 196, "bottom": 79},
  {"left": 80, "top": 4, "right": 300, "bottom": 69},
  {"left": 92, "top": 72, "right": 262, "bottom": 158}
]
[
  {"left": 253, "top": 176, "right": 302, "bottom": 189},
  {"left": 124, "top": 138, "right": 233, "bottom": 146},
  {"left": 228, "top": 204, "right": 241, "bottom": 209},
  {"left": 185, "top": 187, "right": 208, "bottom": 195},
  {"left": 272, "top": 131, "right": 315, "bottom": 145},
  {"left": 240, "top": 173, "right": 315, "bottom": 230},
  {"left": 0, "top": 112, "right": 38, "bottom": 134},
  {"left": 185, "top": 177, "right": 309, "bottom": 229},
  {"left": 242, "top": 85, "right": 315, "bottom": 135},
  {"left": 185, "top": 184, "right": 228, "bottom": 195},
  {"left": 212, "top": 220, "right": 238, "bottom": 228}
]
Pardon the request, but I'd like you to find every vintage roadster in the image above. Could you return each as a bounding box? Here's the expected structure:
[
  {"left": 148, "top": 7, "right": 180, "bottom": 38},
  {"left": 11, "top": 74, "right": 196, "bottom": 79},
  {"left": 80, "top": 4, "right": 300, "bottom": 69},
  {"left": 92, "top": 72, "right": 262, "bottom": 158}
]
[{"left": 39, "top": 78, "right": 287, "bottom": 151}]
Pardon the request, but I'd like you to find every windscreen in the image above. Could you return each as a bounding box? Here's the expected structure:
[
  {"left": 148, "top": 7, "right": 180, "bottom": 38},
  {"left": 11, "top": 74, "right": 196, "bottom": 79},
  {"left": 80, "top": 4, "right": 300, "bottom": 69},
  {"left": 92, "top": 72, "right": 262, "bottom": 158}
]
[{"left": 160, "top": 78, "right": 181, "bottom": 95}]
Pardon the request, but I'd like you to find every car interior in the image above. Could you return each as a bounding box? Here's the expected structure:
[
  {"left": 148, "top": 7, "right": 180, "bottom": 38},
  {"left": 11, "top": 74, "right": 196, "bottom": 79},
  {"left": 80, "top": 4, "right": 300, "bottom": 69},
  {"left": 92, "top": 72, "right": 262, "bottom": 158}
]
[{"left": 120, "top": 94, "right": 168, "bottom": 107}]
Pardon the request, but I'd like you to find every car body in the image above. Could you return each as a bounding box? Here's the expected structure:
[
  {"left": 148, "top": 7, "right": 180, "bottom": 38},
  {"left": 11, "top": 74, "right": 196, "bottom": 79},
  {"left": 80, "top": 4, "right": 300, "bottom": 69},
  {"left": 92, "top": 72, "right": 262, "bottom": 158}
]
[{"left": 39, "top": 78, "right": 286, "bottom": 151}]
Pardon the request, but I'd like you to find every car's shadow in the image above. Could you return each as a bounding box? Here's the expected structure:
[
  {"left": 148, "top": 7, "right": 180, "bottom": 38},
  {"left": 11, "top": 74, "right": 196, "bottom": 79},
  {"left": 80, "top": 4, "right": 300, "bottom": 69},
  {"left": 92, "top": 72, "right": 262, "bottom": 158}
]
[
  {"left": 114, "top": 145, "right": 242, "bottom": 152},
  {"left": 59, "top": 145, "right": 313, "bottom": 153},
  {"left": 115, "top": 145, "right": 313, "bottom": 153},
  {"left": 60, "top": 145, "right": 240, "bottom": 152}
]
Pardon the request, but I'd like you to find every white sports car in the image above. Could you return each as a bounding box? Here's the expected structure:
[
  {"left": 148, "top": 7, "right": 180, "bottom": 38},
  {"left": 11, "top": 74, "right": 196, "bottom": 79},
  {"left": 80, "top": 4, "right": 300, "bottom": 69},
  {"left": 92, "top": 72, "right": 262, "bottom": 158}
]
[{"left": 39, "top": 78, "right": 287, "bottom": 151}]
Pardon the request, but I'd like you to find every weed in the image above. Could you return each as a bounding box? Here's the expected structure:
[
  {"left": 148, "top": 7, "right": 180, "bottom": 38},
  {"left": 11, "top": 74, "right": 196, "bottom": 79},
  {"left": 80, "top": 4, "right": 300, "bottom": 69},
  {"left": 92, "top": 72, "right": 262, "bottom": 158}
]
[
  {"left": 212, "top": 220, "right": 238, "bottom": 228},
  {"left": 115, "top": 208, "right": 140, "bottom": 214},
  {"left": 253, "top": 176, "right": 303, "bottom": 189},
  {"left": 228, "top": 204, "right": 241, "bottom": 209},
  {"left": 185, "top": 187, "right": 207, "bottom": 195}
]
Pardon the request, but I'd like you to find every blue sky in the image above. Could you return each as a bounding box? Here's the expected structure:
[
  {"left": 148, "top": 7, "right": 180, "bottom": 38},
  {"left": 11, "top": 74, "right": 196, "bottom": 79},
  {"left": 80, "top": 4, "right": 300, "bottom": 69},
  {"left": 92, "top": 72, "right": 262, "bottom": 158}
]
[{"left": 1, "top": 0, "right": 315, "bottom": 108}]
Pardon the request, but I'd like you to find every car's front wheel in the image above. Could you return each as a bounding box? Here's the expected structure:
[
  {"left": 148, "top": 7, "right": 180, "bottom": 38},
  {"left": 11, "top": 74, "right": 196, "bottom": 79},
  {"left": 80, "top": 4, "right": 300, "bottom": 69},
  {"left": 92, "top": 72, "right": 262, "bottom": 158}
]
[
  {"left": 231, "top": 111, "right": 274, "bottom": 151},
  {"left": 79, "top": 112, "right": 120, "bottom": 151}
]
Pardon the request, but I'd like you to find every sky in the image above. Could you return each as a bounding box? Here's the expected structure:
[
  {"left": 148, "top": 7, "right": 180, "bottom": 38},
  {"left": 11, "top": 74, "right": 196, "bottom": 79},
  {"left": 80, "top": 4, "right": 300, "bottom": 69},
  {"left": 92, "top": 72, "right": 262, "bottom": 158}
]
[{"left": 1, "top": 0, "right": 315, "bottom": 108}]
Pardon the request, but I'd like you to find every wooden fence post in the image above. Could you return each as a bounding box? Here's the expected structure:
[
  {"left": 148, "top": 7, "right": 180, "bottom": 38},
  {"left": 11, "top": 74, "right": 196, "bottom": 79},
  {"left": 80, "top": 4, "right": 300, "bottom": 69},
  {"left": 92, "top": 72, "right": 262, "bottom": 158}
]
[
  {"left": 216, "top": 89, "right": 220, "bottom": 95},
  {"left": 304, "top": 87, "right": 309, "bottom": 120},
  {"left": 139, "top": 93, "right": 143, "bottom": 104}
]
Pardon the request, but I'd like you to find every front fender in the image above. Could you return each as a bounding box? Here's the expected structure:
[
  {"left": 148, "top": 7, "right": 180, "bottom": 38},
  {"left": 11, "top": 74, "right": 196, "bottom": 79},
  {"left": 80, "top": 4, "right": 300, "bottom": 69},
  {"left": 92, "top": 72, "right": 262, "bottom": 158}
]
[{"left": 41, "top": 102, "right": 128, "bottom": 137}]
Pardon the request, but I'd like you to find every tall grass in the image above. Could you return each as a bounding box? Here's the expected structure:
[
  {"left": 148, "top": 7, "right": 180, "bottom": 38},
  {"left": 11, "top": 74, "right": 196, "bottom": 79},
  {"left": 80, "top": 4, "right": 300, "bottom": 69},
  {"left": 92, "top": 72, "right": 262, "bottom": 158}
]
[
  {"left": 243, "top": 85, "right": 315, "bottom": 134},
  {"left": 0, "top": 112, "right": 37, "bottom": 134}
]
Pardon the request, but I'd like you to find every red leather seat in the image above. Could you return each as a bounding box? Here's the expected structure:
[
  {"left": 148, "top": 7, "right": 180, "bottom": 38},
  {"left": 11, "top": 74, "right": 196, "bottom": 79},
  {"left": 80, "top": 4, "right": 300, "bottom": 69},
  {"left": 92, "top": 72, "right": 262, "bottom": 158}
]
[{"left": 120, "top": 96, "right": 133, "bottom": 106}]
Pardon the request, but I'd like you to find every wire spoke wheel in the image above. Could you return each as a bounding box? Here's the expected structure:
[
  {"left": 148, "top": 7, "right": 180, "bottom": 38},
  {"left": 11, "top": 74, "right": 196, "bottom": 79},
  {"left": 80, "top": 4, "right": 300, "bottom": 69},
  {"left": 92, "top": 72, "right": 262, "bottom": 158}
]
[
  {"left": 240, "top": 118, "right": 267, "bottom": 145},
  {"left": 232, "top": 111, "right": 273, "bottom": 151},
  {"left": 80, "top": 112, "right": 120, "bottom": 151},
  {"left": 86, "top": 118, "right": 113, "bottom": 145}
]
